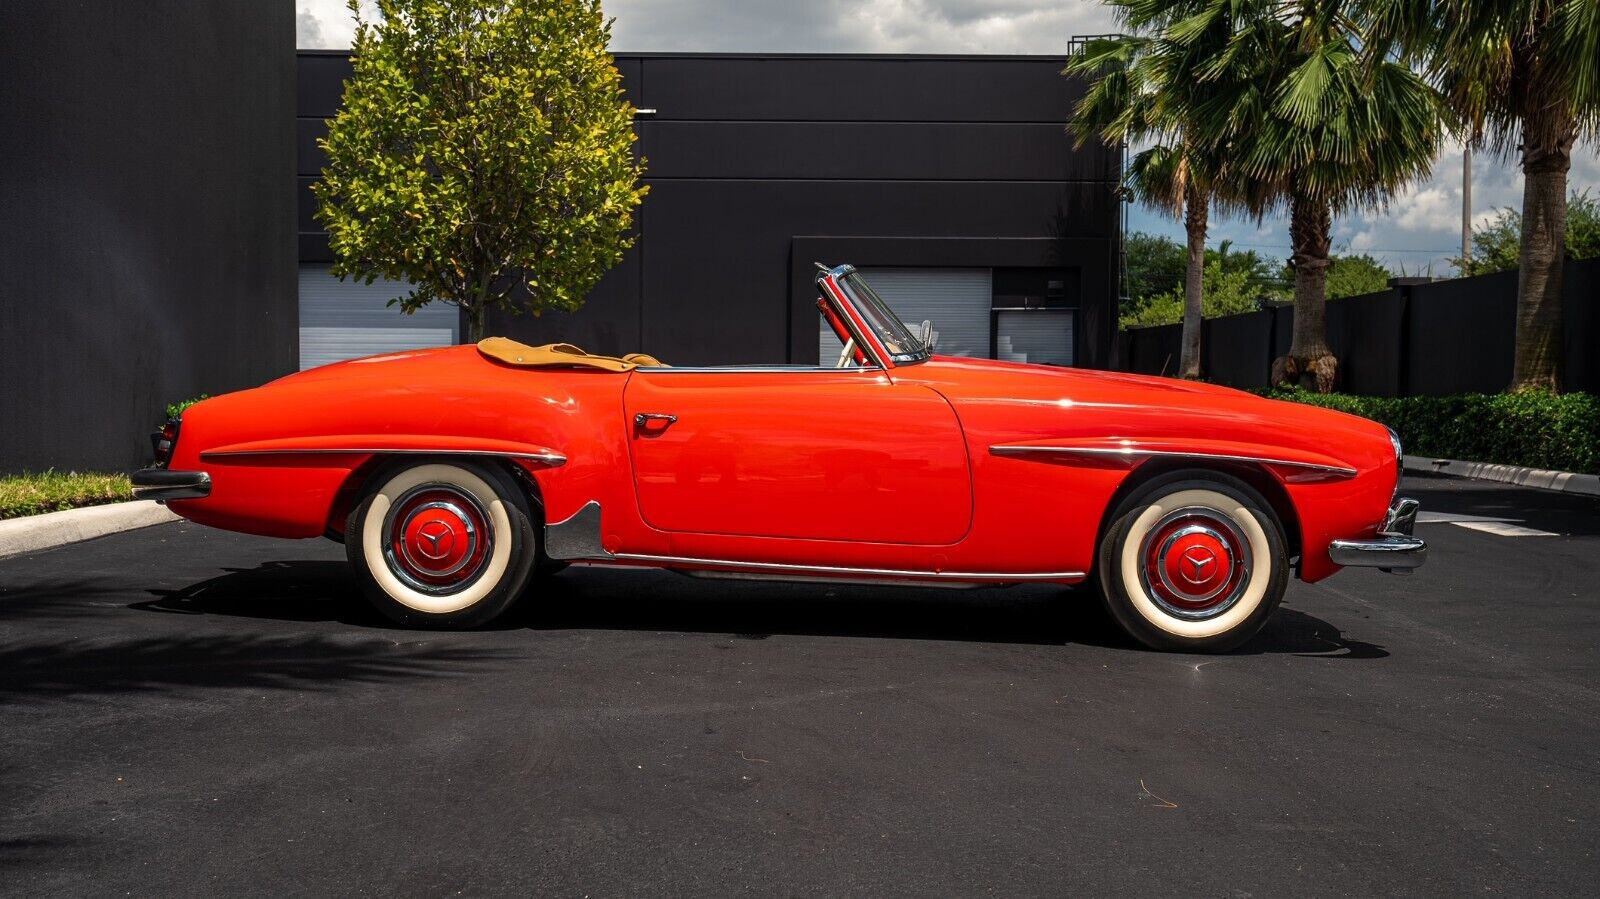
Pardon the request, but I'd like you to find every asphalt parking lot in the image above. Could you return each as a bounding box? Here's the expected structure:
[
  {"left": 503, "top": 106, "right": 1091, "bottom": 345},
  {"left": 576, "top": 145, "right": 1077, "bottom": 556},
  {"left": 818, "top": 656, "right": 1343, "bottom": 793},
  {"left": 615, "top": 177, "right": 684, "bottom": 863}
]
[{"left": 2, "top": 474, "right": 1597, "bottom": 896}]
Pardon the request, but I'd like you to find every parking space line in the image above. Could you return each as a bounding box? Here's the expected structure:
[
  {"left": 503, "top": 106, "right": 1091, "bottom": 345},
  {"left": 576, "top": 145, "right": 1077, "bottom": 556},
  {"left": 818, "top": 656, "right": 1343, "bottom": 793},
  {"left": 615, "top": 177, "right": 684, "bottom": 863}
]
[{"left": 1451, "top": 521, "right": 1559, "bottom": 537}]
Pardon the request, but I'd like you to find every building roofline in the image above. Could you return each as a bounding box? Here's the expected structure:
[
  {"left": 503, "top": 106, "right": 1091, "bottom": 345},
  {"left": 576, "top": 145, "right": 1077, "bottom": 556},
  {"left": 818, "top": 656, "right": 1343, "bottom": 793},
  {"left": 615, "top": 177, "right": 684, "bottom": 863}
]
[{"left": 296, "top": 48, "right": 1071, "bottom": 62}]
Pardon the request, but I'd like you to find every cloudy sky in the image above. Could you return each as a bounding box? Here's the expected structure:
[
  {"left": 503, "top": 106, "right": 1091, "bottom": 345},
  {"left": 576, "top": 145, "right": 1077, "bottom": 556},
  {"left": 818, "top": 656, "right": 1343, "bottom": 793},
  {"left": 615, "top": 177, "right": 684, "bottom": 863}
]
[{"left": 297, "top": 0, "right": 1600, "bottom": 274}]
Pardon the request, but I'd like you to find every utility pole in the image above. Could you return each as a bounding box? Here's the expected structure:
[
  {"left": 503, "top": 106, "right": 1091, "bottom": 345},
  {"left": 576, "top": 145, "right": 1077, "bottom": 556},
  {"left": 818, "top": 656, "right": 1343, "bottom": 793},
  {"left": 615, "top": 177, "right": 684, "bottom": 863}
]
[{"left": 1461, "top": 144, "right": 1473, "bottom": 274}]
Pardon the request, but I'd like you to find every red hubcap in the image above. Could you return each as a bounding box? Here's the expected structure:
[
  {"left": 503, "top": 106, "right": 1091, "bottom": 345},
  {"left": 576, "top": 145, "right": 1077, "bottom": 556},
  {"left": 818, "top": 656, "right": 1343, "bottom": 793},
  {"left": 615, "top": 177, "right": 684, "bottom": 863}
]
[
  {"left": 386, "top": 487, "right": 490, "bottom": 591},
  {"left": 1141, "top": 510, "right": 1249, "bottom": 618}
]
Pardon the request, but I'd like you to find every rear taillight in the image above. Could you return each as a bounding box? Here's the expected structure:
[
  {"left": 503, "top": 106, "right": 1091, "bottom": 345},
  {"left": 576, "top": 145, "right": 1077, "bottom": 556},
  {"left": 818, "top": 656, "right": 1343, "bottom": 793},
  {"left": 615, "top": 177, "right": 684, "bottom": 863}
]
[{"left": 150, "top": 417, "right": 180, "bottom": 467}]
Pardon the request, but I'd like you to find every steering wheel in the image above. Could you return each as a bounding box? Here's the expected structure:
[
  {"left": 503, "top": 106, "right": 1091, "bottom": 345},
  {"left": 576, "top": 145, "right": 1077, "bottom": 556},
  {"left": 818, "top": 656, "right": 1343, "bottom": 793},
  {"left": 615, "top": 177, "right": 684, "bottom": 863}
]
[{"left": 835, "top": 337, "right": 856, "bottom": 369}]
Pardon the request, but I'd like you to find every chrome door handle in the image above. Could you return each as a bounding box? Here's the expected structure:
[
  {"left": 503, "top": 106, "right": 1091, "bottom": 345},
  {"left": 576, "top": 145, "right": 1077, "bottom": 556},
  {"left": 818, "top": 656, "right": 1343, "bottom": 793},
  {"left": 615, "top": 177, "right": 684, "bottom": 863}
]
[{"left": 634, "top": 413, "right": 677, "bottom": 429}]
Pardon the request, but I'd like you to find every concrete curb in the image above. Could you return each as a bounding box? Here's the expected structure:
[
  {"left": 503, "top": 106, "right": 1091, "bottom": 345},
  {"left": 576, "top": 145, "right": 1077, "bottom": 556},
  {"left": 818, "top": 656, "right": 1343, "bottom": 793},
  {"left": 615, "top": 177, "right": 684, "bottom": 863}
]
[
  {"left": 1406, "top": 455, "right": 1600, "bottom": 498},
  {"left": 0, "top": 500, "right": 180, "bottom": 561}
]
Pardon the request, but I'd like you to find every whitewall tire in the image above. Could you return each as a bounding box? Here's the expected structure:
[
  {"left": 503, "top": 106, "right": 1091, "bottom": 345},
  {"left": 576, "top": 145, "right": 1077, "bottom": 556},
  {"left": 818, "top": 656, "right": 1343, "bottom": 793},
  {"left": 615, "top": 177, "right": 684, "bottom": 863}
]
[
  {"left": 345, "top": 460, "right": 538, "bottom": 628},
  {"left": 1095, "top": 472, "right": 1289, "bottom": 652}
]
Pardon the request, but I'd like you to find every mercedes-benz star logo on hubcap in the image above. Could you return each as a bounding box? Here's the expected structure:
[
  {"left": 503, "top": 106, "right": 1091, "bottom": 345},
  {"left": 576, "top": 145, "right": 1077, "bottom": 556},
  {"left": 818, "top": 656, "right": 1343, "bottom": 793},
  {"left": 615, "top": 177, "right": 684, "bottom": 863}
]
[
  {"left": 416, "top": 521, "right": 454, "bottom": 559},
  {"left": 1179, "top": 547, "right": 1216, "bottom": 583}
]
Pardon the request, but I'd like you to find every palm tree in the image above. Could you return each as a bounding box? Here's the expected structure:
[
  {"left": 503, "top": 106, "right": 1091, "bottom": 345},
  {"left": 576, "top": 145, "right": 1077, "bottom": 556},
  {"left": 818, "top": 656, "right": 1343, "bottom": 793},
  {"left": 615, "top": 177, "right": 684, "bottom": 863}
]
[
  {"left": 1364, "top": 1, "right": 1600, "bottom": 391},
  {"left": 1193, "top": 0, "right": 1444, "bottom": 391},
  {"left": 1068, "top": 32, "right": 1235, "bottom": 381}
]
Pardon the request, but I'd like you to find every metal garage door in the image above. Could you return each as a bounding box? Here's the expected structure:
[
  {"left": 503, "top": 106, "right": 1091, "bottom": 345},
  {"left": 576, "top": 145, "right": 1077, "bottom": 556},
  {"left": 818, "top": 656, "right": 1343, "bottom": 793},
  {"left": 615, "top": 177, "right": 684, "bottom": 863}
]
[
  {"left": 821, "top": 267, "right": 992, "bottom": 361},
  {"left": 298, "top": 265, "right": 460, "bottom": 370}
]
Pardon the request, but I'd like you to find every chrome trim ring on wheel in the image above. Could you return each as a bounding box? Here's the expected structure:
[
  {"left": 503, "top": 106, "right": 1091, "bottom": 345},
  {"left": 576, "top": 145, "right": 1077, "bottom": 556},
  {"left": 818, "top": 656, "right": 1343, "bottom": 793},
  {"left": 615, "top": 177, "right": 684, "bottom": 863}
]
[
  {"left": 1137, "top": 506, "right": 1252, "bottom": 621},
  {"left": 381, "top": 485, "right": 493, "bottom": 595}
]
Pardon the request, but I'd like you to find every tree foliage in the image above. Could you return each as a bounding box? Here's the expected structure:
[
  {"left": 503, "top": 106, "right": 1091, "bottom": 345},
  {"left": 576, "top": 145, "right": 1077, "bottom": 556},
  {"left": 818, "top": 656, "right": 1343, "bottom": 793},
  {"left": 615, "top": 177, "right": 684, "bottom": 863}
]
[
  {"left": 1364, "top": 0, "right": 1600, "bottom": 390},
  {"left": 1458, "top": 191, "right": 1600, "bottom": 275},
  {"left": 1122, "top": 257, "right": 1265, "bottom": 327},
  {"left": 1322, "top": 253, "right": 1395, "bottom": 298},
  {"left": 313, "top": 0, "right": 646, "bottom": 341}
]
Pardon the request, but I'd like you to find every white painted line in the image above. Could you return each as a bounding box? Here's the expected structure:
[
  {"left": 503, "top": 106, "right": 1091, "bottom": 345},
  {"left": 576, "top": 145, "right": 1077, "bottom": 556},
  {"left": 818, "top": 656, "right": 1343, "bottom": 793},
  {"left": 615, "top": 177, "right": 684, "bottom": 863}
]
[
  {"left": 1415, "top": 512, "right": 1520, "bottom": 524},
  {"left": 1451, "top": 521, "right": 1558, "bottom": 538}
]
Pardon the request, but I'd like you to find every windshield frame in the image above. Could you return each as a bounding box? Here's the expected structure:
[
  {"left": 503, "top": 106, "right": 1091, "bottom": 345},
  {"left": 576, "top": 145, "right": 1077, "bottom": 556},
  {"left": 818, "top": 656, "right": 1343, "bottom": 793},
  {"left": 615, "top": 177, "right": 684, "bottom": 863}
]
[{"left": 830, "top": 266, "right": 931, "bottom": 365}]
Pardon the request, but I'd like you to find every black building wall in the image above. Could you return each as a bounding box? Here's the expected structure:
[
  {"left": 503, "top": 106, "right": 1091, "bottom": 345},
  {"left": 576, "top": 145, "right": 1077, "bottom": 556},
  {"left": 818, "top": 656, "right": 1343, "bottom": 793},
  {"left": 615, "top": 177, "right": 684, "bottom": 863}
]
[
  {"left": 298, "top": 51, "right": 1120, "bottom": 368},
  {"left": 1, "top": 2, "right": 297, "bottom": 472}
]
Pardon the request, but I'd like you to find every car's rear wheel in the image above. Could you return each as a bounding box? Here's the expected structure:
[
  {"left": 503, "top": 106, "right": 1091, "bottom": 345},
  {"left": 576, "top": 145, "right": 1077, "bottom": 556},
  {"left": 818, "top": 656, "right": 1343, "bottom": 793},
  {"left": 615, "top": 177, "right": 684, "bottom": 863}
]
[
  {"left": 1095, "top": 471, "right": 1288, "bottom": 652},
  {"left": 345, "top": 460, "right": 537, "bottom": 628}
]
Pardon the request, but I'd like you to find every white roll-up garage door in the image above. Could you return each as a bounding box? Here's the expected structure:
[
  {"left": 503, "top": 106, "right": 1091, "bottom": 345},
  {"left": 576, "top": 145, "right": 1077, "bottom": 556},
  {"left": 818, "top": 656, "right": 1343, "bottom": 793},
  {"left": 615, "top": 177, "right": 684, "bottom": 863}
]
[
  {"left": 298, "top": 265, "right": 460, "bottom": 370},
  {"left": 820, "top": 267, "right": 992, "bottom": 361}
]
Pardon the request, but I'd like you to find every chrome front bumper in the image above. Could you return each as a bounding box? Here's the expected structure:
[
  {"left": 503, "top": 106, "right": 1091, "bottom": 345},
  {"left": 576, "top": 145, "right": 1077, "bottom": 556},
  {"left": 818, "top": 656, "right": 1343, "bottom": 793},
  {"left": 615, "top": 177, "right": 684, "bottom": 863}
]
[
  {"left": 131, "top": 468, "right": 211, "bottom": 502},
  {"left": 1329, "top": 497, "right": 1426, "bottom": 573}
]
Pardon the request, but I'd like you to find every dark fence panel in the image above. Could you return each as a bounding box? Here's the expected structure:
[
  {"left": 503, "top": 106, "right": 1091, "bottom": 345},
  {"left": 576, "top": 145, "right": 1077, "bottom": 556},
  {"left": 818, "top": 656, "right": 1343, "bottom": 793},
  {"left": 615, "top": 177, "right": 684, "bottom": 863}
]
[
  {"left": 1562, "top": 257, "right": 1600, "bottom": 392},
  {"left": 1328, "top": 289, "right": 1403, "bottom": 396},
  {"left": 1118, "top": 258, "right": 1599, "bottom": 396},
  {"left": 1203, "top": 311, "right": 1274, "bottom": 388},
  {"left": 1404, "top": 270, "right": 1517, "bottom": 395}
]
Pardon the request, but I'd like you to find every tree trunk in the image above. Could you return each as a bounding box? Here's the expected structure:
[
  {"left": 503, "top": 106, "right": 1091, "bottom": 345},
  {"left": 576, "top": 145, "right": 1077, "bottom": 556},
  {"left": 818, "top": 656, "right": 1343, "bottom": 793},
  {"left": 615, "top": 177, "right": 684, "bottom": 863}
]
[
  {"left": 465, "top": 304, "right": 487, "bottom": 343},
  {"left": 1271, "top": 191, "right": 1337, "bottom": 392},
  {"left": 1178, "top": 188, "right": 1207, "bottom": 380},
  {"left": 1510, "top": 99, "right": 1575, "bottom": 392}
]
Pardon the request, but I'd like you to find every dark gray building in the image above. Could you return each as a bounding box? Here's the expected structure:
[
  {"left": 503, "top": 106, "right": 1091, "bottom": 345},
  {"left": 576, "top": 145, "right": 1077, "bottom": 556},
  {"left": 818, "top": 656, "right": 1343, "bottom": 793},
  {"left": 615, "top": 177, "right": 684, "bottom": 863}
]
[
  {"left": 297, "top": 50, "right": 1121, "bottom": 370},
  {"left": 1, "top": 2, "right": 298, "bottom": 472},
  {"left": 0, "top": 10, "right": 1119, "bottom": 474}
]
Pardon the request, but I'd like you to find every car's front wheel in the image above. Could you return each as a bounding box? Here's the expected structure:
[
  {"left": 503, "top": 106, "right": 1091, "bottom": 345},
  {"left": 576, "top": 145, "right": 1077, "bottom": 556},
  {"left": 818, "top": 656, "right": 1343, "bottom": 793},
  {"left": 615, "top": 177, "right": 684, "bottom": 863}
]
[
  {"left": 345, "top": 460, "right": 538, "bottom": 628},
  {"left": 1095, "top": 471, "right": 1288, "bottom": 652}
]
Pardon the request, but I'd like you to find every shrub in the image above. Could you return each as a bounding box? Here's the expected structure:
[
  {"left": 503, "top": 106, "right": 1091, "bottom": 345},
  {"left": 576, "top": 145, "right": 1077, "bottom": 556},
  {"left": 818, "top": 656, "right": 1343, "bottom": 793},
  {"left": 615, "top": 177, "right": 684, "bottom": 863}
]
[
  {"left": 165, "top": 395, "right": 209, "bottom": 419},
  {"left": 1261, "top": 388, "right": 1600, "bottom": 474}
]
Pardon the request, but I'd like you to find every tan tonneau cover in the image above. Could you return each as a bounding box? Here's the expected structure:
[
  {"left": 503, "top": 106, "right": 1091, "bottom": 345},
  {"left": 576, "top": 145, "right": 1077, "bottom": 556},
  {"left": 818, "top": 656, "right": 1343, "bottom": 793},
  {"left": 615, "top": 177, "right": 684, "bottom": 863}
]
[{"left": 477, "top": 337, "right": 665, "bottom": 372}]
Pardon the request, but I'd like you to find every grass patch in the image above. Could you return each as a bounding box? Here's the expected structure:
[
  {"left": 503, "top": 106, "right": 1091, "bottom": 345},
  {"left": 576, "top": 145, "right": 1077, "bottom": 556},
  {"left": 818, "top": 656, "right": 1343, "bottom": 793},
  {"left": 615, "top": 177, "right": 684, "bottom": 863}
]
[{"left": 0, "top": 470, "right": 135, "bottom": 520}]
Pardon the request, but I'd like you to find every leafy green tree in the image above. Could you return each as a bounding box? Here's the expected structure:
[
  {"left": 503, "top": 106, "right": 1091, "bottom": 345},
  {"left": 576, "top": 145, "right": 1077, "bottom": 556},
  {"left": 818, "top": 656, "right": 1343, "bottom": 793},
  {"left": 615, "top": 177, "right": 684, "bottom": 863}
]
[
  {"left": 1457, "top": 191, "right": 1600, "bottom": 276},
  {"left": 313, "top": 0, "right": 647, "bottom": 342},
  {"left": 1124, "top": 231, "right": 1188, "bottom": 307},
  {"left": 1323, "top": 254, "right": 1395, "bottom": 298},
  {"left": 1122, "top": 258, "right": 1266, "bottom": 327},
  {"left": 1364, "top": 0, "right": 1600, "bottom": 391}
]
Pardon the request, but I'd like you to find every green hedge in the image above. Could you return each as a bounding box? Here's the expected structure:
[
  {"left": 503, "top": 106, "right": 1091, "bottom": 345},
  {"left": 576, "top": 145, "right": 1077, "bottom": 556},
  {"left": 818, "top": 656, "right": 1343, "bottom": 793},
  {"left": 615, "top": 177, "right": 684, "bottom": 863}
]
[{"left": 1261, "top": 388, "right": 1600, "bottom": 475}]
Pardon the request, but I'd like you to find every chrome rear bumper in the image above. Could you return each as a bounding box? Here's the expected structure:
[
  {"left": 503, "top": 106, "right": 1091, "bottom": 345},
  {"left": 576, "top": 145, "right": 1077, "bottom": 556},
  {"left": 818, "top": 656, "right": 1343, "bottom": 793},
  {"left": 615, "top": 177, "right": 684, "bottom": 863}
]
[
  {"left": 131, "top": 468, "right": 211, "bottom": 502},
  {"left": 1329, "top": 497, "right": 1426, "bottom": 573}
]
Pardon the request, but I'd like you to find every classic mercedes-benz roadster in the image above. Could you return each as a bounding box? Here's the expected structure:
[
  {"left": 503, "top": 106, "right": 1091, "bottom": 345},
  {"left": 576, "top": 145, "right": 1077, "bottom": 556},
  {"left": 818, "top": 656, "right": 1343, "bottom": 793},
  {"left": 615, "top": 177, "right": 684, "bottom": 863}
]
[{"left": 133, "top": 264, "right": 1424, "bottom": 651}]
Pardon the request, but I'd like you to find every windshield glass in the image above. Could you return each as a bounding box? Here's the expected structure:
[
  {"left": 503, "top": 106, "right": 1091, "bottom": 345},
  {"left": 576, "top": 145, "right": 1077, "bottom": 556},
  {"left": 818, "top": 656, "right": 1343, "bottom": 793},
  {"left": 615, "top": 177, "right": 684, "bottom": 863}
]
[{"left": 837, "top": 271, "right": 929, "bottom": 364}]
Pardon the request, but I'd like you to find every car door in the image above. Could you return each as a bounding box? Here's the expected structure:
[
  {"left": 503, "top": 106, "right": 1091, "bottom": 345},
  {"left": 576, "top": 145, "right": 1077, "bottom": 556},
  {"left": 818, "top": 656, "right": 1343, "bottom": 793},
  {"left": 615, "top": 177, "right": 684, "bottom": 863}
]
[{"left": 622, "top": 368, "right": 973, "bottom": 545}]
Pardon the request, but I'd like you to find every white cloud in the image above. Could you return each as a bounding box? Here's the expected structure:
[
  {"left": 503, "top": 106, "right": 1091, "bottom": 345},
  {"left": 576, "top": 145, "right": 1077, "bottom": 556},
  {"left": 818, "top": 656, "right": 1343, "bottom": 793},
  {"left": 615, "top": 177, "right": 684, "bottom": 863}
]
[{"left": 297, "top": 0, "right": 1119, "bottom": 53}]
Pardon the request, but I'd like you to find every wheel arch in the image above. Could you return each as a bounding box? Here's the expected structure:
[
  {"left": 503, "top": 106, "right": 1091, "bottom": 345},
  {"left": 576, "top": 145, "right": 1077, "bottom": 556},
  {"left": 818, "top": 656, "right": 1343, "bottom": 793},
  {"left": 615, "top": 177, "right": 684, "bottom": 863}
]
[
  {"left": 1094, "top": 459, "right": 1303, "bottom": 565},
  {"left": 324, "top": 453, "right": 549, "bottom": 541}
]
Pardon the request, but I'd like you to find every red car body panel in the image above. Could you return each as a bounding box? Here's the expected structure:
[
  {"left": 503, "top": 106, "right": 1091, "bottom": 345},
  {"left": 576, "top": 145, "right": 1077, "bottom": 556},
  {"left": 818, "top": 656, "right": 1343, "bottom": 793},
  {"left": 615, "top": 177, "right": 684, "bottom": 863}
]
[{"left": 165, "top": 337, "right": 1399, "bottom": 585}]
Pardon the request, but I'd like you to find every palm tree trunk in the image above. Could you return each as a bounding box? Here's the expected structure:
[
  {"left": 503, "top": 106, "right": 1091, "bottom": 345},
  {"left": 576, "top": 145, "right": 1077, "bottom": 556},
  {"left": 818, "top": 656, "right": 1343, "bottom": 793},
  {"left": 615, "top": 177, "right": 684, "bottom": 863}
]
[
  {"left": 1510, "top": 101, "right": 1576, "bottom": 392},
  {"left": 1271, "top": 191, "right": 1337, "bottom": 392},
  {"left": 1179, "top": 188, "right": 1207, "bottom": 380}
]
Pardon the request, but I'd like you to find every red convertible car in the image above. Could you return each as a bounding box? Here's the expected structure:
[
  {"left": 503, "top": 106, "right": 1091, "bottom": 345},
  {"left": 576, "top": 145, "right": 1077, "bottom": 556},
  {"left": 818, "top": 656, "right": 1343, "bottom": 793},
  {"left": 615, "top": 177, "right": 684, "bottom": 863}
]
[{"left": 133, "top": 264, "right": 1424, "bottom": 651}]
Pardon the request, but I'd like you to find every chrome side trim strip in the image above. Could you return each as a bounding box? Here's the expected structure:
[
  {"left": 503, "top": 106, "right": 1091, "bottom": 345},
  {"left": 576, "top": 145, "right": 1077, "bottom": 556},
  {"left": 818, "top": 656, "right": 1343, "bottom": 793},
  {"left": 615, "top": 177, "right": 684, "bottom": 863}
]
[
  {"left": 605, "top": 553, "right": 1085, "bottom": 583},
  {"left": 988, "top": 444, "right": 1357, "bottom": 478},
  {"left": 545, "top": 500, "right": 609, "bottom": 560},
  {"left": 201, "top": 448, "right": 567, "bottom": 467}
]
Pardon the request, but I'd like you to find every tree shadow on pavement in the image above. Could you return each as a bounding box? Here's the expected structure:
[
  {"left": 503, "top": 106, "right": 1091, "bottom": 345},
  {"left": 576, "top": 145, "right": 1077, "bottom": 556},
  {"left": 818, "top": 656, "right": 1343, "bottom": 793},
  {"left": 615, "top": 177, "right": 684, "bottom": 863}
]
[
  {"left": 130, "top": 560, "right": 378, "bottom": 626},
  {"left": 0, "top": 633, "right": 505, "bottom": 704}
]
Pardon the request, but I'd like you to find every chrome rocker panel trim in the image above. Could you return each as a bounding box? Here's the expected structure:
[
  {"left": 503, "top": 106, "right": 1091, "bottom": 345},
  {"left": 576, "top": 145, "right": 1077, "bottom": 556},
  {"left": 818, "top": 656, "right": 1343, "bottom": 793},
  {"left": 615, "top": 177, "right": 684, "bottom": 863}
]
[
  {"left": 1328, "top": 497, "right": 1427, "bottom": 573},
  {"left": 608, "top": 553, "right": 1086, "bottom": 585},
  {"left": 988, "top": 444, "right": 1358, "bottom": 478},
  {"left": 131, "top": 468, "right": 212, "bottom": 501}
]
